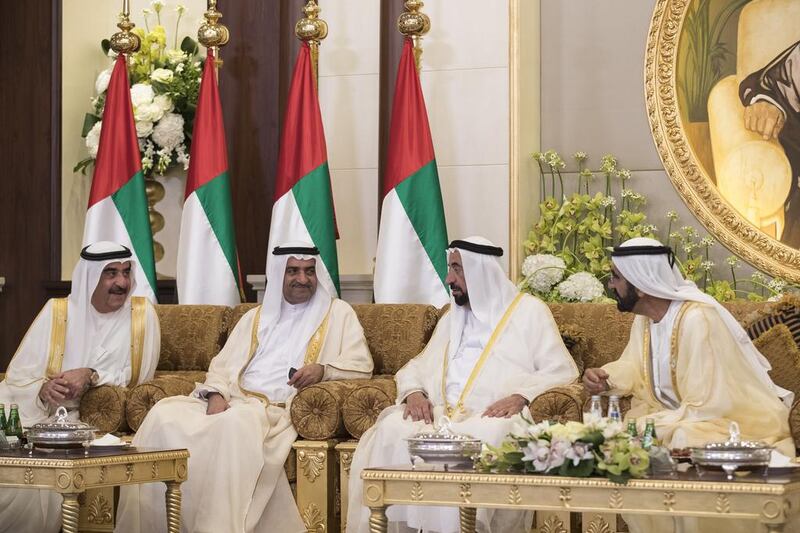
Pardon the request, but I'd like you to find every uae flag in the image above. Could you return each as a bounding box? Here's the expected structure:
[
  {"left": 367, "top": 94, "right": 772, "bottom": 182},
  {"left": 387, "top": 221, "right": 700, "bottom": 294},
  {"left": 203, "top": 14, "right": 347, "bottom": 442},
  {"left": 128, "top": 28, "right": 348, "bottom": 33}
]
[
  {"left": 267, "top": 42, "right": 340, "bottom": 296},
  {"left": 177, "top": 50, "right": 242, "bottom": 305},
  {"left": 374, "top": 38, "right": 448, "bottom": 305},
  {"left": 83, "top": 54, "right": 157, "bottom": 302}
]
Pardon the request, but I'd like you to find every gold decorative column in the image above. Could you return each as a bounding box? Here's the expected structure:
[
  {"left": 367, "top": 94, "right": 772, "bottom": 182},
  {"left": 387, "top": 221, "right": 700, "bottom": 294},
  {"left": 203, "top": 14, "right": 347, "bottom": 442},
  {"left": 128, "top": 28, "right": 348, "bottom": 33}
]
[
  {"left": 197, "top": 0, "right": 230, "bottom": 70},
  {"left": 295, "top": 0, "right": 328, "bottom": 83},
  {"left": 397, "top": 0, "right": 431, "bottom": 71}
]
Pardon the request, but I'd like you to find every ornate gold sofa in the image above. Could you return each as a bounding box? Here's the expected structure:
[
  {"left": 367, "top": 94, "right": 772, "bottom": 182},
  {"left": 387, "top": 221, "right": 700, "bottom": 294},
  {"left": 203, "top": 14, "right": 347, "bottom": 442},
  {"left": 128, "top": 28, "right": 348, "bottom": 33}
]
[{"left": 12, "top": 298, "right": 800, "bottom": 532}]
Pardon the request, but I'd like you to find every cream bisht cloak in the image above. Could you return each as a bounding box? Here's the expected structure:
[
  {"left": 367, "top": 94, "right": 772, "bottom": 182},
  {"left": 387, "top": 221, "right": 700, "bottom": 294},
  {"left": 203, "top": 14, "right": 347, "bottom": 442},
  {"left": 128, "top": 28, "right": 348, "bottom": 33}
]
[
  {"left": 347, "top": 238, "right": 579, "bottom": 533},
  {"left": 116, "top": 244, "right": 372, "bottom": 533},
  {"left": 0, "top": 242, "right": 160, "bottom": 533}
]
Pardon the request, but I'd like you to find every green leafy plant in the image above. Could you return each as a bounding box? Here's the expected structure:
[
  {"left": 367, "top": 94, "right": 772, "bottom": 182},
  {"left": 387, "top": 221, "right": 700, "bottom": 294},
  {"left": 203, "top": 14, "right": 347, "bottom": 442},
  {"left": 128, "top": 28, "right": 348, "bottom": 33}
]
[{"left": 522, "top": 149, "right": 793, "bottom": 303}]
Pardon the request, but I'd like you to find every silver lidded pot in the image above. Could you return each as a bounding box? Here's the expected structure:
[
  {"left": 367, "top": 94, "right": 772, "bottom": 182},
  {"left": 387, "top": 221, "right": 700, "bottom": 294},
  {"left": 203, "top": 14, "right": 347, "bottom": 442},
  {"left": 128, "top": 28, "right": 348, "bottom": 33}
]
[
  {"left": 690, "top": 421, "right": 773, "bottom": 480},
  {"left": 26, "top": 406, "right": 97, "bottom": 451},
  {"left": 407, "top": 416, "right": 482, "bottom": 470}
]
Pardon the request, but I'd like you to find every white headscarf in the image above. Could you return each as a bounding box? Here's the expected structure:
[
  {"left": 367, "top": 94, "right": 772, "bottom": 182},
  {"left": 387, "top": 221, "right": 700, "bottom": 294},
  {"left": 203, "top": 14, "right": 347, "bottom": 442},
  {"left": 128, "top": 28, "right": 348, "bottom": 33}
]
[
  {"left": 613, "top": 237, "right": 793, "bottom": 405},
  {"left": 447, "top": 236, "right": 518, "bottom": 358},
  {"left": 257, "top": 241, "right": 333, "bottom": 361},
  {"left": 64, "top": 241, "right": 138, "bottom": 372}
]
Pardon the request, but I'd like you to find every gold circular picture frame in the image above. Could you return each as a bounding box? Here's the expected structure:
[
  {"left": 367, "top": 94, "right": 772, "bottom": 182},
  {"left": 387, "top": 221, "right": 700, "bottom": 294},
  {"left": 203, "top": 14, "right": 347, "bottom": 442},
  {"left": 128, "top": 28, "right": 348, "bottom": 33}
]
[{"left": 646, "top": 0, "right": 800, "bottom": 282}]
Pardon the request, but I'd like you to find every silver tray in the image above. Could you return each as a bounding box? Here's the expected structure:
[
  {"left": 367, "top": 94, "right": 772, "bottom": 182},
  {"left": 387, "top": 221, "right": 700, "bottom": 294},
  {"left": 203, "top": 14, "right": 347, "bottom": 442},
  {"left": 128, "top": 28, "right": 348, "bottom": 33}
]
[
  {"left": 407, "top": 416, "right": 482, "bottom": 470},
  {"left": 26, "top": 406, "right": 97, "bottom": 450},
  {"left": 690, "top": 422, "right": 772, "bottom": 480}
]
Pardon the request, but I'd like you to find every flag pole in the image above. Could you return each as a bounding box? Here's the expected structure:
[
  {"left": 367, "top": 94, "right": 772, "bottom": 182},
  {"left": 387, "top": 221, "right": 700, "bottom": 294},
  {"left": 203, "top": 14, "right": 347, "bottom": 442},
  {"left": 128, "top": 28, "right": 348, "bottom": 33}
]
[
  {"left": 198, "top": 0, "right": 230, "bottom": 79},
  {"left": 110, "top": 0, "right": 141, "bottom": 56},
  {"left": 398, "top": 0, "right": 431, "bottom": 72},
  {"left": 295, "top": 0, "right": 328, "bottom": 87}
]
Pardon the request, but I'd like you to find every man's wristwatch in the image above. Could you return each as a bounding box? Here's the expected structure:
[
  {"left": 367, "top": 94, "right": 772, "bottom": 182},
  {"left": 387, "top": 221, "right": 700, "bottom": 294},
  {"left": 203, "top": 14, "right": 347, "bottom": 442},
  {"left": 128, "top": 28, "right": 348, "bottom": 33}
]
[{"left": 88, "top": 369, "right": 100, "bottom": 387}]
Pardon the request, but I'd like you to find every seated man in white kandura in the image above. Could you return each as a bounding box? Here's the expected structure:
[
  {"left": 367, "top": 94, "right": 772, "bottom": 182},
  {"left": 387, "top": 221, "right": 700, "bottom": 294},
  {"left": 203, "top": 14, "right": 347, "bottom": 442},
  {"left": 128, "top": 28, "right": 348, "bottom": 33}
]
[
  {"left": 347, "top": 236, "right": 579, "bottom": 533},
  {"left": 0, "top": 242, "right": 161, "bottom": 533},
  {"left": 116, "top": 241, "right": 373, "bottom": 533},
  {"left": 583, "top": 237, "right": 795, "bottom": 533}
]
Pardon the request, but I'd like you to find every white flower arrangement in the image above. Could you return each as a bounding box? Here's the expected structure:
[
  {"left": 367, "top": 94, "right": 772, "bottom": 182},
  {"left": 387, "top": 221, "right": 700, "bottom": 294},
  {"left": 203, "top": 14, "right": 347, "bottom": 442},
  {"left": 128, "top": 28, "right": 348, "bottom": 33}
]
[
  {"left": 521, "top": 254, "right": 566, "bottom": 293},
  {"left": 557, "top": 272, "right": 605, "bottom": 302},
  {"left": 75, "top": 2, "right": 201, "bottom": 176}
]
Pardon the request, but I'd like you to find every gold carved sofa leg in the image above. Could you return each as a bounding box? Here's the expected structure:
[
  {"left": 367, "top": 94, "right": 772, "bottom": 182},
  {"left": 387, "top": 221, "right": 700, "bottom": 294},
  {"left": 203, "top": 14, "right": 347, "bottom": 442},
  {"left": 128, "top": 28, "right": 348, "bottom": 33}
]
[
  {"left": 336, "top": 441, "right": 358, "bottom": 533},
  {"left": 294, "top": 440, "right": 341, "bottom": 533}
]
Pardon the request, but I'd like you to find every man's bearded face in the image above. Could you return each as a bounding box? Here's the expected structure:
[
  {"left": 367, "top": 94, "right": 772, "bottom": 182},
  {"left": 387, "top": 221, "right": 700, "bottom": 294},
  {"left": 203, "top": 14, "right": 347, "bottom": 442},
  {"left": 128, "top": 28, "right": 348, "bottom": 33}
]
[
  {"left": 91, "top": 261, "right": 132, "bottom": 313},
  {"left": 445, "top": 250, "right": 469, "bottom": 306},
  {"left": 608, "top": 265, "right": 640, "bottom": 313},
  {"left": 283, "top": 257, "right": 318, "bottom": 304}
]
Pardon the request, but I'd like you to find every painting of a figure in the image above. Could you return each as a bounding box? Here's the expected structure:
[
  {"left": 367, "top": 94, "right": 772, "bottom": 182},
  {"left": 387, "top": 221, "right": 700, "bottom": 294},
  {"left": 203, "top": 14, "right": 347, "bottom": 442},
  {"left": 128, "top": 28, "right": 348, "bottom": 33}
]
[{"left": 677, "top": 0, "right": 800, "bottom": 246}]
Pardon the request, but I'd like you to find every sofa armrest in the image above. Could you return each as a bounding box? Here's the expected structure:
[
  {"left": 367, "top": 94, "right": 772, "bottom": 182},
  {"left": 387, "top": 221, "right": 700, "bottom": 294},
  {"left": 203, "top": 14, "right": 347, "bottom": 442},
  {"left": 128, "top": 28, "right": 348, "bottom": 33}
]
[
  {"left": 341, "top": 376, "right": 396, "bottom": 438},
  {"left": 290, "top": 379, "right": 373, "bottom": 440},
  {"left": 528, "top": 383, "right": 586, "bottom": 424},
  {"left": 789, "top": 398, "right": 800, "bottom": 449},
  {"left": 80, "top": 384, "right": 131, "bottom": 434},
  {"left": 126, "top": 375, "right": 197, "bottom": 431}
]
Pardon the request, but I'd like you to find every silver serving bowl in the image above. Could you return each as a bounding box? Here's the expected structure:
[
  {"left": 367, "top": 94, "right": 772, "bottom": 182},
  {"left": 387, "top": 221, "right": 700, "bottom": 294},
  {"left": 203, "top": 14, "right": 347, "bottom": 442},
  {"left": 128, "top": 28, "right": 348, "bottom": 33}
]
[
  {"left": 690, "top": 422, "right": 772, "bottom": 480},
  {"left": 27, "top": 406, "right": 97, "bottom": 450},
  {"left": 407, "top": 416, "right": 482, "bottom": 469}
]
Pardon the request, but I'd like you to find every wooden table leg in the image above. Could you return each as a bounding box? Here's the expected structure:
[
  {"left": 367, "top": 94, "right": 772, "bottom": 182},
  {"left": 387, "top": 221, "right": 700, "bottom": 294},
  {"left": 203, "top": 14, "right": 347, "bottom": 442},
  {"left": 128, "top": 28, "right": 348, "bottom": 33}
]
[
  {"left": 459, "top": 506, "right": 477, "bottom": 533},
  {"left": 368, "top": 506, "right": 388, "bottom": 533},
  {"left": 61, "top": 493, "right": 80, "bottom": 533},
  {"left": 165, "top": 481, "right": 183, "bottom": 533}
]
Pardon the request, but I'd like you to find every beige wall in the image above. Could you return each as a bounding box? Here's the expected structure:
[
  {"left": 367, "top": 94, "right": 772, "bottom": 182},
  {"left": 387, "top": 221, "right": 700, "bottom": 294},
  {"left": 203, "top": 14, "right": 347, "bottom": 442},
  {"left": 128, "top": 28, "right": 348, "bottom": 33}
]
[
  {"left": 61, "top": 0, "right": 207, "bottom": 279},
  {"left": 318, "top": 0, "right": 380, "bottom": 277},
  {"left": 538, "top": 0, "right": 754, "bottom": 278}
]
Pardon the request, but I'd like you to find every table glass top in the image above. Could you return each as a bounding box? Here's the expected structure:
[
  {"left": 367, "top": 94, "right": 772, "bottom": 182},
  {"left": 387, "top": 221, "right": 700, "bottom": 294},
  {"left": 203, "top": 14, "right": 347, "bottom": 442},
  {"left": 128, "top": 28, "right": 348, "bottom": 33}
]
[
  {"left": 0, "top": 446, "right": 186, "bottom": 460},
  {"left": 369, "top": 464, "right": 800, "bottom": 485}
]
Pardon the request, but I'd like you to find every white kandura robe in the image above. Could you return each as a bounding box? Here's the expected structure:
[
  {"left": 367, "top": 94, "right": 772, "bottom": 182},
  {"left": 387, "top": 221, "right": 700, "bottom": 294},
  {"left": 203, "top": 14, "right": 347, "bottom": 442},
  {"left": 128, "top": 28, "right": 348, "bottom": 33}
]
[
  {"left": 0, "top": 298, "right": 160, "bottom": 533},
  {"left": 115, "top": 298, "right": 373, "bottom": 533},
  {"left": 604, "top": 302, "right": 796, "bottom": 533},
  {"left": 347, "top": 294, "right": 579, "bottom": 533}
]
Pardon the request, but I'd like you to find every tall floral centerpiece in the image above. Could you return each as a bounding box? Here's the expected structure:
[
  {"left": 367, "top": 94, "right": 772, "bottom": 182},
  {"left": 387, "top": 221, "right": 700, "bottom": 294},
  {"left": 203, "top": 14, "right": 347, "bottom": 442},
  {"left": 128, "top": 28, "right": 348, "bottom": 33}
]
[
  {"left": 76, "top": 1, "right": 203, "bottom": 265},
  {"left": 520, "top": 150, "right": 793, "bottom": 302}
]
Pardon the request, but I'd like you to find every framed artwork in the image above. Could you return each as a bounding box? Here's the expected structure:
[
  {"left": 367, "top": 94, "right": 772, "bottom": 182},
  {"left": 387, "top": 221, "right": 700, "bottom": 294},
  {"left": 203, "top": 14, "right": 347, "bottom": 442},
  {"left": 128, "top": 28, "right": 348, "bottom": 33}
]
[{"left": 647, "top": 0, "right": 800, "bottom": 280}]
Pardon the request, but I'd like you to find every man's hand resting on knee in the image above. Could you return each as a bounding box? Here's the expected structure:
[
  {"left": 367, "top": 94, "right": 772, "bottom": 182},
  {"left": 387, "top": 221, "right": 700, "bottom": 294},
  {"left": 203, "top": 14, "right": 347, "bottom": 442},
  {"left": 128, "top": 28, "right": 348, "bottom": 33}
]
[
  {"left": 206, "top": 392, "right": 230, "bottom": 415},
  {"left": 482, "top": 394, "right": 527, "bottom": 418},
  {"left": 403, "top": 391, "right": 434, "bottom": 424}
]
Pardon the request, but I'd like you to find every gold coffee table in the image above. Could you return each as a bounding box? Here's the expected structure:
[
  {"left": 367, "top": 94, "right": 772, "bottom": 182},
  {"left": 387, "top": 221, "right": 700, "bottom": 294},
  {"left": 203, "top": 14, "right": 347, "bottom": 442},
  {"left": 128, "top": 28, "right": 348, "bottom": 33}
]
[
  {"left": 361, "top": 465, "right": 800, "bottom": 533},
  {"left": 0, "top": 446, "right": 189, "bottom": 533}
]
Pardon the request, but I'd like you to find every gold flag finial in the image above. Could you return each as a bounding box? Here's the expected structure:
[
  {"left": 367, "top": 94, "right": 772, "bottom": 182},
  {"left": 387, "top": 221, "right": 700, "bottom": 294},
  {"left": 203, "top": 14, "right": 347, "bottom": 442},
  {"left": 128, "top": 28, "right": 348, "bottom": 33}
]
[
  {"left": 295, "top": 0, "right": 328, "bottom": 83},
  {"left": 398, "top": 0, "right": 431, "bottom": 71},
  {"left": 198, "top": 0, "right": 230, "bottom": 70},
  {"left": 110, "top": 0, "right": 141, "bottom": 55}
]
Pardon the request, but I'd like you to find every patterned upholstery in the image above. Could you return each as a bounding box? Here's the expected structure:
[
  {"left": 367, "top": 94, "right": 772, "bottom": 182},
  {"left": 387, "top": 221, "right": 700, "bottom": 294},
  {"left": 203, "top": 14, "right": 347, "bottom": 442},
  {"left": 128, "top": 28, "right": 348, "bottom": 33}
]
[
  {"left": 290, "top": 380, "right": 363, "bottom": 440},
  {"left": 154, "top": 304, "right": 232, "bottom": 371},
  {"left": 80, "top": 385, "right": 129, "bottom": 434},
  {"left": 752, "top": 324, "right": 800, "bottom": 398},
  {"left": 68, "top": 298, "right": 800, "bottom": 447},
  {"left": 342, "top": 376, "right": 397, "bottom": 438},
  {"left": 127, "top": 375, "right": 197, "bottom": 431},
  {"left": 351, "top": 304, "right": 439, "bottom": 375}
]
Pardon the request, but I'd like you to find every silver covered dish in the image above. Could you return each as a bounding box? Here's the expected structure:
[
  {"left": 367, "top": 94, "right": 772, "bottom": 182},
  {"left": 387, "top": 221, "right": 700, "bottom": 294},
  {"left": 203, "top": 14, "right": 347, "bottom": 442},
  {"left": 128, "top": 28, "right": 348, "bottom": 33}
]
[
  {"left": 407, "top": 416, "right": 482, "bottom": 469},
  {"left": 26, "top": 406, "right": 97, "bottom": 450},
  {"left": 690, "top": 422, "right": 772, "bottom": 480}
]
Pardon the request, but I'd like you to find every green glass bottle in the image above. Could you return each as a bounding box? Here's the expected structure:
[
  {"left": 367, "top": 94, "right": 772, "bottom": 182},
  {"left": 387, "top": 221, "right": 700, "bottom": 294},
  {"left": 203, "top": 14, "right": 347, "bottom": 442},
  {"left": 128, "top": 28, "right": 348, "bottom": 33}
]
[
  {"left": 642, "top": 417, "right": 657, "bottom": 449},
  {"left": 5, "top": 404, "right": 23, "bottom": 447},
  {"left": 0, "top": 404, "right": 7, "bottom": 432},
  {"left": 627, "top": 420, "right": 638, "bottom": 438}
]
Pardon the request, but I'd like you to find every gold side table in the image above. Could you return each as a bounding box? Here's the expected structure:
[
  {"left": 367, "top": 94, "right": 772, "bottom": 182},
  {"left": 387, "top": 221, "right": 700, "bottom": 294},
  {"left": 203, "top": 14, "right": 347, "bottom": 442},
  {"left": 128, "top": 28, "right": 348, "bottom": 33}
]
[
  {"left": 0, "top": 447, "right": 189, "bottom": 533},
  {"left": 361, "top": 465, "right": 800, "bottom": 533}
]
